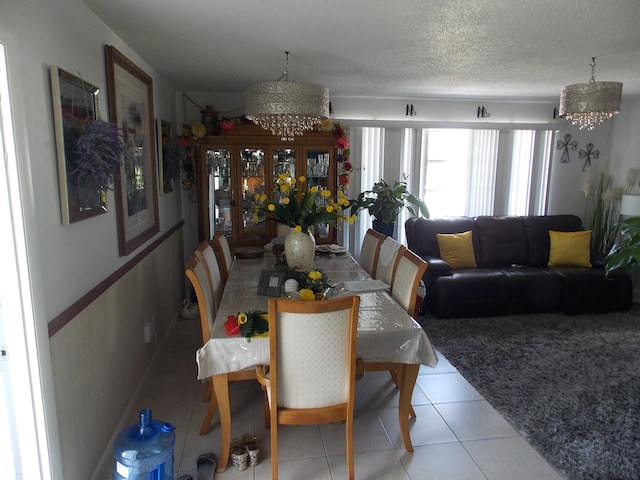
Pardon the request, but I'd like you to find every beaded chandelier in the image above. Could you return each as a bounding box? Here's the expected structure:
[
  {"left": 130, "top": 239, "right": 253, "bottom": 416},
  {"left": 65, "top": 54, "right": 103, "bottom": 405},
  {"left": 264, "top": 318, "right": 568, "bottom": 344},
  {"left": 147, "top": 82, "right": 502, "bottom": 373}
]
[
  {"left": 559, "top": 57, "right": 622, "bottom": 131},
  {"left": 245, "top": 52, "right": 329, "bottom": 141}
]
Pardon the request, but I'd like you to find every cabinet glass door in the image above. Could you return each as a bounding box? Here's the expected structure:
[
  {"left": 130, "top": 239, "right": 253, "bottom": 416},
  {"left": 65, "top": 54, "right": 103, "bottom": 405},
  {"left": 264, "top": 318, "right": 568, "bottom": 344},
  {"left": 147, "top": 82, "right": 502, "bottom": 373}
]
[
  {"left": 239, "top": 148, "right": 268, "bottom": 242},
  {"left": 206, "top": 148, "right": 232, "bottom": 240},
  {"left": 272, "top": 148, "right": 296, "bottom": 201},
  {"left": 305, "top": 148, "right": 332, "bottom": 239}
]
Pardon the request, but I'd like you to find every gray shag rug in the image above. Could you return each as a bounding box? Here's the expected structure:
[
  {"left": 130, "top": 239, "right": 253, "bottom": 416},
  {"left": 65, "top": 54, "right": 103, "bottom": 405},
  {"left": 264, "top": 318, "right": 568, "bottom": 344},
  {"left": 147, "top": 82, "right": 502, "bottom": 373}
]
[{"left": 422, "top": 306, "right": 640, "bottom": 480}]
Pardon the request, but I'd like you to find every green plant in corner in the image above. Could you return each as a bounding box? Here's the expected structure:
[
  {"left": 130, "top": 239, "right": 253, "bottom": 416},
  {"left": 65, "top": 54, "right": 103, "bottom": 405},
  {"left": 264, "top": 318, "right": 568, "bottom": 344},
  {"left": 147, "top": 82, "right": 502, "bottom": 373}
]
[
  {"left": 348, "top": 177, "right": 429, "bottom": 230},
  {"left": 605, "top": 217, "right": 640, "bottom": 275}
]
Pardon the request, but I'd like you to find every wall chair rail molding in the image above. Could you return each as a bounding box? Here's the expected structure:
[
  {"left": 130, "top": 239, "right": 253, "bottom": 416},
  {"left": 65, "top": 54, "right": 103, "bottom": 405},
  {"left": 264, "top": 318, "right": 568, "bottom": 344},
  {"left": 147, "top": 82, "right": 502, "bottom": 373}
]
[{"left": 47, "top": 220, "right": 183, "bottom": 337}]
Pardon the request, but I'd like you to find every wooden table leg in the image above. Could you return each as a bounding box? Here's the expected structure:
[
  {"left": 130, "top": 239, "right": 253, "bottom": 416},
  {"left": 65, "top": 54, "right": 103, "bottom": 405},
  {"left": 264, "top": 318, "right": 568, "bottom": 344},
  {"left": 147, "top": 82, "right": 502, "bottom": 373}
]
[
  {"left": 397, "top": 364, "right": 419, "bottom": 452},
  {"left": 212, "top": 373, "right": 231, "bottom": 472}
]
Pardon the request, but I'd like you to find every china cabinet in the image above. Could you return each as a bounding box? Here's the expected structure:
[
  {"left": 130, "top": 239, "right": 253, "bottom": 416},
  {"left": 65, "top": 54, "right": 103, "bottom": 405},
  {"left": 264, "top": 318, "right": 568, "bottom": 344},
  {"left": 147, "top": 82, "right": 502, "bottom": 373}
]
[{"left": 195, "top": 123, "right": 337, "bottom": 248}]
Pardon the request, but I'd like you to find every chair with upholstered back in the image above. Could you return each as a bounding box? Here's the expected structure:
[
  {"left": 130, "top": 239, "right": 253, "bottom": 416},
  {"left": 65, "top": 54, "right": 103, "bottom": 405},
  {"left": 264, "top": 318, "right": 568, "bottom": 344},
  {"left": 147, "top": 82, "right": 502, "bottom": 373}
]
[
  {"left": 359, "top": 228, "right": 386, "bottom": 278},
  {"left": 391, "top": 248, "right": 428, "bottom": 318},
  {"left": 185, "top": 255, "right": 256, "bottom": 435},
  {"left": 256, "top": 296, "right": 361, "bottom": 480},
  {"left": 374, "top": 236, "right": 406, "bottom": 285},
  {"left": 194, "top": 239, "right": 224, "bottom": 312},
  {"left": 212, "top": 232, "right": 233, "bottom": 285}
]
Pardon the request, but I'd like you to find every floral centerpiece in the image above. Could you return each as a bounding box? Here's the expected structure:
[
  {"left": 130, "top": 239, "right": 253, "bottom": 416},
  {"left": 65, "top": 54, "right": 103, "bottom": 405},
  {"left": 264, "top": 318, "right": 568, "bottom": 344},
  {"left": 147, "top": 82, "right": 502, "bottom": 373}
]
[
  {"left": 224, "top": 310, "right": 268, "bottom": 339},
  {"left": 284, "top": 268, "right": 332, "bottom": 300},
  {"left": 254, "top": 173, "right": 356, "bottom": 270}
]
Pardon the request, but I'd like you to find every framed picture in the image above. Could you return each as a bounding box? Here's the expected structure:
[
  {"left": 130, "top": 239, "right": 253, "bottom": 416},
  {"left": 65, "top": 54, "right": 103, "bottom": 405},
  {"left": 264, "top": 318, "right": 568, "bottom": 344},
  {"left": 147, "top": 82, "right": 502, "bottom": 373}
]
[
  {"left": 50, "top": 66, "right": 107, "bottom": 224},
  {"left": 156, "top": 119, "right": 173, "bottom": 194},
  {"left": 105, "top": 45, "right": 159, "bottom": 256}
]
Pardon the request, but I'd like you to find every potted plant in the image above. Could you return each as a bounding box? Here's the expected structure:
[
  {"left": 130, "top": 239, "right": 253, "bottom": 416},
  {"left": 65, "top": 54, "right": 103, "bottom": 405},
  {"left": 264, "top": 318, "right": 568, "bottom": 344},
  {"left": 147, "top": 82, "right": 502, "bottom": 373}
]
[
  {"left": 604, "top": 217, "right": 640, "bottom": 275},
  {"left": 349, "top": 177, "right": 429, "bottom": 235}
]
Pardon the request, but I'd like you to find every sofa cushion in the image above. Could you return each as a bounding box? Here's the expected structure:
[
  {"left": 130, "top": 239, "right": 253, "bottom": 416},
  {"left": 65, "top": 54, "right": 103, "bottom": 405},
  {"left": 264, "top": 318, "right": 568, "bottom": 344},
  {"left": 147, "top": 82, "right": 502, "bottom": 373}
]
[
  {"left": 548, "top": 230, "right": 592, "bottom": 267},
  {"left": 406, "top": 216, "right": 476, "bottom": 259},
  {"left": 523, "top": 215, "right": 584, "bottom": 266},
  {"left": 436, "top": 231, "right": 477, "bottom": 269},
  {"left": 474, "top": 216, "right": 529, "bottom": 267}
]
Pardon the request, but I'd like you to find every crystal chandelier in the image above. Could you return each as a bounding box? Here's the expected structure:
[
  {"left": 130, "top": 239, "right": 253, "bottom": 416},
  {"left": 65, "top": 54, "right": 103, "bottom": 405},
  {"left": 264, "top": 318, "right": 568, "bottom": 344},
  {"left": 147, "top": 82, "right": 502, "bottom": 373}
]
[
  {"left": 245, "top": 52, "right": 329, "bottom": 141},
  {"left": 559, "top": 57, "right": 622, "bottom": 131}
]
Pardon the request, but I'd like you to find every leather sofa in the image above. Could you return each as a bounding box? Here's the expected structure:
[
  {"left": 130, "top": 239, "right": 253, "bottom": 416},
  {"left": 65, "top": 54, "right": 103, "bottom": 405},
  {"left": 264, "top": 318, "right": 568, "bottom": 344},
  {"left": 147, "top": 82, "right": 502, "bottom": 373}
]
[{"left": 405, "top": 215, "right": 632, "bottom": 319}]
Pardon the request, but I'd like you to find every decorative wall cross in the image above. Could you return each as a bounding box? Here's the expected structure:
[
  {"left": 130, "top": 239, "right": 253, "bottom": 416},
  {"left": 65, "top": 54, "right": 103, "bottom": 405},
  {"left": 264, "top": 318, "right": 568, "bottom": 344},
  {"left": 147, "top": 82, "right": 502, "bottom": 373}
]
[
  {"left": 579, "top": 143, "right": 600, "bottom": 172},
  {"left": 556, "top": 133, "right": 578, "bottom": 164}
]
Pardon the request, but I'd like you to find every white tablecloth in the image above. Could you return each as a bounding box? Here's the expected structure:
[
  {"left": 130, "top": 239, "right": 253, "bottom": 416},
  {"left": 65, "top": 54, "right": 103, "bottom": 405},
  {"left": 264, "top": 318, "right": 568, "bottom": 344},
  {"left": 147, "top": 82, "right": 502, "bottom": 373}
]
[{"left": 196, "top": 253, "right": 438, "bottom": 379}]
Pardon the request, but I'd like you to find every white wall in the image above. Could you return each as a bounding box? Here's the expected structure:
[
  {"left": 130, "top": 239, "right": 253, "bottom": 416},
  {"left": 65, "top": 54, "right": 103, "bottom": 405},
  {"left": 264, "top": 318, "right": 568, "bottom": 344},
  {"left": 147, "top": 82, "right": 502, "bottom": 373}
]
[{"left": 0, "top": 1, "right": 184, "bottom": 478}]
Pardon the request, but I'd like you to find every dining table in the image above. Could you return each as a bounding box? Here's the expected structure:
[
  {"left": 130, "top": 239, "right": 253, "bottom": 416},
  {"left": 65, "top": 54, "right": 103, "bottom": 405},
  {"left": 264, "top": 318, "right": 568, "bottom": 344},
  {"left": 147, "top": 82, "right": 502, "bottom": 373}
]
[{"left": 196, "top": 250, "right": 438, "bottom": 472}]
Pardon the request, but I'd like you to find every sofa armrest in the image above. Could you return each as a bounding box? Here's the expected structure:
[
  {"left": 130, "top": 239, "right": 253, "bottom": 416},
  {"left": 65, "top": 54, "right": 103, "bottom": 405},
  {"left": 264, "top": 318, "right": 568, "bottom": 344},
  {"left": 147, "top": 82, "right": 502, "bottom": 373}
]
[{"left": 424, "top": 256, "right": 452, "bottom": 273}]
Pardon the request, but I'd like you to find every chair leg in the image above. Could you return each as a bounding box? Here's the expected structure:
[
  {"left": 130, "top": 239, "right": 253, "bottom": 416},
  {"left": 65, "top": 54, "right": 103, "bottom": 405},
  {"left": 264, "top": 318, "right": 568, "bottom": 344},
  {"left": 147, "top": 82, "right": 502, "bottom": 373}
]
[
  {"left": 389, "top": 368, "right": 416, "bottom": 418},
  {"left": 346, "top": 414, "right": 355, "bottom": 480},
  {"left": 271, "top": 416, "right": 278, "bottom": 480},
  {"left": 202, "top": 379, "right": 212, "bottom": 402},
  {"left": 199, "top": 393, "right": 219, "bottom": 436},
  {"left": 263, "top": 388, "right": 270, "bottom": 430}
]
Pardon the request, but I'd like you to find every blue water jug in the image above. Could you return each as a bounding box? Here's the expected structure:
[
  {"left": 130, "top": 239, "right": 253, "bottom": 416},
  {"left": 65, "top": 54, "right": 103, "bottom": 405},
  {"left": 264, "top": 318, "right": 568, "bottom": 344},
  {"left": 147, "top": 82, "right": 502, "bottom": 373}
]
[{"left": 113, "top": 408, "right": 175, "bottom": 480}]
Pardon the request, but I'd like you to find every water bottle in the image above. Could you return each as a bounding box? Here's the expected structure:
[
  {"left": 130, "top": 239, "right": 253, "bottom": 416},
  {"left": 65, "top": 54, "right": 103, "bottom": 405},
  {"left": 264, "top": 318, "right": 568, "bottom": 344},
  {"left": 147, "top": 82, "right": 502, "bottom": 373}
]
[{"left": 113, "top": 408, "right": 175, "bottom": 480}]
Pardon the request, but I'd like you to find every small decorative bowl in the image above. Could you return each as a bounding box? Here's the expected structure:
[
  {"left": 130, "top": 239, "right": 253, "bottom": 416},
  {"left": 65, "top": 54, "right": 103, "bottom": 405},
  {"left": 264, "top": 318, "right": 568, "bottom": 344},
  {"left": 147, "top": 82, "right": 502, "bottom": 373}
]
[{"left": 283, "top": 279, "right": 299, "bottom": 294}]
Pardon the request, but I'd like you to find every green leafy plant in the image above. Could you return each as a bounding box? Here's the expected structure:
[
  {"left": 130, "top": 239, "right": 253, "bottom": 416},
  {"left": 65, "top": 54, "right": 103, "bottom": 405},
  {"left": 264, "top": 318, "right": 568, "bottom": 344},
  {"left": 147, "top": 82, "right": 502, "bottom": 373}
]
[
  {"left": 348, "top": 177, "right": 429, "bottom": 225},
  {"left": 605, "top": 217, "right": 640, "bottom": 275}
]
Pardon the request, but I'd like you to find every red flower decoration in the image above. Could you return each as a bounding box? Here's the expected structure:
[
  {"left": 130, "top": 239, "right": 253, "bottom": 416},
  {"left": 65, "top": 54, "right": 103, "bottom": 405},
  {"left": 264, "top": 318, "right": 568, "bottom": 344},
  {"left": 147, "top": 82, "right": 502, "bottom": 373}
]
[
  {"left": 339, "top": 175, "right": 350, "bottom": 186},
  {"left": 220, "top": 120, "right": 236, "bottom": 133},
  {"left": 336, "top": 136, "right": 350, "bottom": 150},
  {"left": 344, "top": 161, "right": 352, "bottom": 172},
  {"left": 335, "top": 126, "right": 345, "bottom": 137},
  {"left": 177, "top": 136, "right": 190, "bottom": 148}
]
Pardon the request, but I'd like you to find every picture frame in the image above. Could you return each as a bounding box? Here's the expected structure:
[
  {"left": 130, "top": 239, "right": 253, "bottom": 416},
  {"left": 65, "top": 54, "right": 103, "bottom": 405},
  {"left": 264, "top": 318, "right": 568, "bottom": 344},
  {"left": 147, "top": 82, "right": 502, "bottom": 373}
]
[
  {"left": 50, "top": 66, "right": 107, "bottom": 224},
  {"left": 105, "top": 45, "right": 159, "bottom": 256},
  {"left": 156, "top": 118, "right": 173, "bottom": 194}
]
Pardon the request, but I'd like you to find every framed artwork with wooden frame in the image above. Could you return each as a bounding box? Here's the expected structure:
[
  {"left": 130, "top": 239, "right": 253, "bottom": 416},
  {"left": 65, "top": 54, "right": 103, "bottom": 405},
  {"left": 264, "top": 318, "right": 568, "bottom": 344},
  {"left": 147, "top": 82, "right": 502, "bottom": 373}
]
[
  {"left": 156, "top": 118, "right": 173, "bottom": 194},
  {"left": 50, "top": 66, "right": 107, "bottom": 224},
  {"left": 105, "top": 45, "right": 159, "bottom": 256}
]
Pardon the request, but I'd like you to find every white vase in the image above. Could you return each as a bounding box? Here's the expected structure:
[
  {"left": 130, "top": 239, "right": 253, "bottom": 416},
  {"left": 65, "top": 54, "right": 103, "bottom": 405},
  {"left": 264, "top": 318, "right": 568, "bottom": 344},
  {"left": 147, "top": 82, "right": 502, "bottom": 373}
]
[{"left": 284, "top": 229, "right": 316, "bottom": 271}]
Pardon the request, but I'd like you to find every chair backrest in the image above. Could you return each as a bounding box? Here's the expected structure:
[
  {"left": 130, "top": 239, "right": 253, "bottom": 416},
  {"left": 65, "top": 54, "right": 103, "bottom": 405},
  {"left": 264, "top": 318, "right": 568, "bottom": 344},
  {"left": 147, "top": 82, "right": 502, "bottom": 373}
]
[
  {"left": 185, "top": 255, "right": 216, "bottom": 344},
  {"left": 359, "top": 229, "right": 386, "bottom": 278},
  {"left": 268, "top": 296, "right": 360, "bottom": 409},
  {"left": 195, "top": 240, "right": 224, "bottom": 311},
  {"left": 212, "top": 232, "right": 233, "bottom": 284},
  {"left": 391, "top": 249, "right": 428, "bottom": 318},
  {"left": 374, "top": 236, "right": 406, "bottom": 285}
]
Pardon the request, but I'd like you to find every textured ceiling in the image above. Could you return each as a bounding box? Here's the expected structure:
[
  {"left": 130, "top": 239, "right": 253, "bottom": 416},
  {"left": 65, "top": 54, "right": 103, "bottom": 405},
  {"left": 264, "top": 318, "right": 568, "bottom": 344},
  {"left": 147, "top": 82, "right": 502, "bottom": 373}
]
[{"left": 81, "top": 0, "right": 640, "bottom": 102}]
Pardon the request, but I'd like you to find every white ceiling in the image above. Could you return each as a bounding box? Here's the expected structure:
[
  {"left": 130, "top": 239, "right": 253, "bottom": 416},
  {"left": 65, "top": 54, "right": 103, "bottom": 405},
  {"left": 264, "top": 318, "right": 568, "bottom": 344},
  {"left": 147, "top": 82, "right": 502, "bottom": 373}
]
[{"left": 81, "top": 0, "right": 640, "bottom": 103}]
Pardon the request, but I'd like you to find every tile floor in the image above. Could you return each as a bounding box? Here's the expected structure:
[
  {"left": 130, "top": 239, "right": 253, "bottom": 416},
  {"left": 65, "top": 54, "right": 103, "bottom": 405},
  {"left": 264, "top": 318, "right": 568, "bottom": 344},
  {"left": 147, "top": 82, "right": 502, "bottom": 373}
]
[{"left": 101, "top": 316, "right": 564, "bottom": 480}]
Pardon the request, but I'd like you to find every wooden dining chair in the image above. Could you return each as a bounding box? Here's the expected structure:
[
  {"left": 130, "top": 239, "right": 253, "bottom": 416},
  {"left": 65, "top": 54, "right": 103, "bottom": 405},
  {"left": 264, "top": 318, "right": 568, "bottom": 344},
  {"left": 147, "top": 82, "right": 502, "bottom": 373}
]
[
  {"left": 256, "top": 296, "right": 361, "bottom": 480},
  {"left": 365, "top": 248, "right": 427, "bottom": 415},
  {"left": 212, "top": 231, "right": 233, "bottom": 286},
  {"left": 185, "top": 255, "right": 256, "bottom": 435},
  {"left": 194, "top": 240, "right": 224, "bottom": 403},
  {"left": 194, "top": 239, "right": 224, "bottom": 312},
  {"left": 359, "top": 228, "right": 386, "bottom": 278},
  {"left": 391, "top": 248, "right": 428, "bottom": 318},
  {"left": 374, "top": 236, "right": 406, "bottom": 285}
]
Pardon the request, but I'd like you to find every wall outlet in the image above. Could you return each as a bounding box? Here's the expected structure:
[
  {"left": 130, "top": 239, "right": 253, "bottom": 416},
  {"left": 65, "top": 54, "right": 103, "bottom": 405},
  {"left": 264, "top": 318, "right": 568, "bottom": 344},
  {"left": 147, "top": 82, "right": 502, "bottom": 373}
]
[{"left": 144, "top": 322, "right": 153, "bottom": 343}]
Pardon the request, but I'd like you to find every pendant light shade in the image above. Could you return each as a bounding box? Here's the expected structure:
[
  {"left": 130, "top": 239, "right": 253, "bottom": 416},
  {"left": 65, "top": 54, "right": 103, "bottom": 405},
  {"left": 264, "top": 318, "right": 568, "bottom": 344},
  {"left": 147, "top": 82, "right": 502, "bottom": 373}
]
[
  {"left": 245, "top": 52, "right": 329, "bottom": 141},
  {"left": 559, "top": 57, "right": 622, "bottom": 131}
]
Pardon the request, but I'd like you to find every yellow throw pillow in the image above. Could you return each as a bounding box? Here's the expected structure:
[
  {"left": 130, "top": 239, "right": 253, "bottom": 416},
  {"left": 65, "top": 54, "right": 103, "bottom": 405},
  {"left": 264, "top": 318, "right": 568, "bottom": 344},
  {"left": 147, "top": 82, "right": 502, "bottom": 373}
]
[
  {"left": 547, "top": 230, "right": 592, "bottom": 267},
  {"left": 437, "top": 231, "right": 477, "bottom": 269}
]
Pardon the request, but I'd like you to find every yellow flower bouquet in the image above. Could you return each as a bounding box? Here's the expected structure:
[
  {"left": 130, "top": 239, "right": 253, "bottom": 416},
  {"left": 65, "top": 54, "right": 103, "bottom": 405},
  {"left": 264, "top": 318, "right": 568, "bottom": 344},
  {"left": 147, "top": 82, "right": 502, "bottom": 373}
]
[{"left": 253, "top": 174, "right": 357, "bottom": 234}]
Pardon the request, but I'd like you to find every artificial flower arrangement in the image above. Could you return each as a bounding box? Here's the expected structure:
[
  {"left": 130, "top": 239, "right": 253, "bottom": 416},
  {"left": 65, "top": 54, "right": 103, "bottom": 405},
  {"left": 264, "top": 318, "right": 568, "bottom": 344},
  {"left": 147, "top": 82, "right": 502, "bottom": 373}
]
[
  {"left": 285, "top": 268, "right": 332, "bottom": 300},
  {"left": 65, "top": 118, "right": 125, "bottom": 202},
  {"left": 224, "top": 309, "right": 269, "bottom": 339},
  {"left": 316, "top": 120, "right": 353, "bottom": 196},
  {"left": 253, "top": 173, "right": 357, "bottom": 234}
]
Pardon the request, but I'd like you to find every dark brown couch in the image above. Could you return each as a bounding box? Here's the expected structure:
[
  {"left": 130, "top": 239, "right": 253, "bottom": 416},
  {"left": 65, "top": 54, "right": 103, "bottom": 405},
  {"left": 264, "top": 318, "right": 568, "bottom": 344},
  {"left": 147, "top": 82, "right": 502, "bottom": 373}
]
[{"left": 405, "top": 215, "right": 632, "bottom": 319}]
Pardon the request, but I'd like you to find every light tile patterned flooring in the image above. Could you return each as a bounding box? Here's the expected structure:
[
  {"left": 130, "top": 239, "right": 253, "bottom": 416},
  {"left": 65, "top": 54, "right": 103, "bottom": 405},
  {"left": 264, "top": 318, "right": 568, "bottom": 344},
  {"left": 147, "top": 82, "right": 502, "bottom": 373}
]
[{"left": 102, "top": 317, "right": 564, "bottom": 480}]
